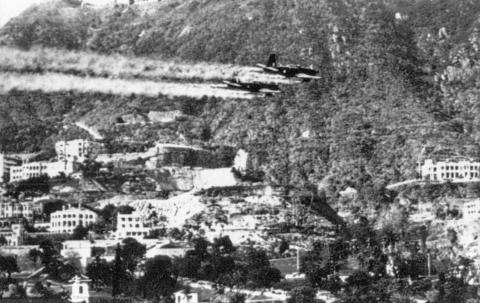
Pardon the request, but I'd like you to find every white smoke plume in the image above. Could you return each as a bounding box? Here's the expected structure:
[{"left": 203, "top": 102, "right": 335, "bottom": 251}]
[{"left": 0, "top": 72, "right": 256, "bottom": 99}]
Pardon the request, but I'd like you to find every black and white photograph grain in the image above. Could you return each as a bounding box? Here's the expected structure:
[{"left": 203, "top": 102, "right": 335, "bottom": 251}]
[{"left": 0, "top": 0, "right": 479, "bottom": 302}]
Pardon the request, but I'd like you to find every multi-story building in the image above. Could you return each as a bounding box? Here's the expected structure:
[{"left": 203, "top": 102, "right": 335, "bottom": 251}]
[
  {"left": 463, "top": 199, "right": 480, "bottom": 222},
  {"left": 418, "top": 157, "right": 480, "bottom": 183},
  {"left": 50, "top": 206, "right": 98, "bottom": 234},
  {"left": 0, "top": 154, "right": 22, "bottom": 183},
  {"left": 0, "top": 201, "right": 34, "bottom": 220},
  {"left": 0, "top": 224, "right": 25, "bottom": 246},
  {"left": 10, "top": 160, "right": 74, "bottom": 183},
  {"left": 55, "top": 139, "right": 102, "bottom": 163},
  {"left": 116, "top": 211, "right": 151, "bottom": 239}
]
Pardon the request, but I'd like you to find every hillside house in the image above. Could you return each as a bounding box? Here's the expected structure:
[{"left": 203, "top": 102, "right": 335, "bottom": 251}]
[
  {"left": 0, "top": 154, "right": 22, "bottom": 183},
  {"left": 148, "top": 110, "right": 184, "bottom": 123},
  {"left": 10, "top": 160, "right": 74, "bottom": 183},
  {"left": 0, "top": 200, "right": 35, "bottom": 220},
  {"left": 116, "top": 211, "right": 151, "bottom": 239},
  {"left": 50, "top": 205, "right": 98, "bottom": 234},
  {"left": 0, "top": 224, "right": 25, "bottom": 246},
  {"left": 418, "top": 157, "right": 480, "bottom": 183},
  {"left": 175, "top": 291, "right": 199, "bottom": 303},
  {"left": 463, "top": 199, "right": 480, "bottom": 222},
  {"left": 55, "top": 139, "right": 103, "bottom": 163}
]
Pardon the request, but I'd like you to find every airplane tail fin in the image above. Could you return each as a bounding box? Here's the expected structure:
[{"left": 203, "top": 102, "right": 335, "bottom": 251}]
[{"left": 267, "top": 54, "right": 277, "bottom": 67}]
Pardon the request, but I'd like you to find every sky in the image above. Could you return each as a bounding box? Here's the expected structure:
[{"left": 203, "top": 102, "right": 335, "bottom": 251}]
[{"left": 0, "top": 0, "right": 50, "bottom": 27}]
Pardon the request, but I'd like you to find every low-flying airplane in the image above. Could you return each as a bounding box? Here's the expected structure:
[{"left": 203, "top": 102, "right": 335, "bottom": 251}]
[
  {"left": 257, "top": 54, "right": 321, "bottom": 81},
  {"left": 221, "top": 79, "right": 281, "bottom": 96}
]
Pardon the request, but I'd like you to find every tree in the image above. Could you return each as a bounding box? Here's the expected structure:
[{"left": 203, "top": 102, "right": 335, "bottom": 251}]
[
  {"left": 278, "top": 239, "right": 289, "bottom": 255},
  {"left": 192, "top": 237, "right": 210, "bottom": 260},
  {"left": 120, "top": 237, "right": 146, "bottom": 273},
  {"left": 213, "top": 236, "right": 235, "bottom": 254},
  {"left": 79, "top": 159, "right": 101, "bottom": 177},
  {"left": 138, "top": 255, "right": 177, "bottom": 300},
  {"left": 41, "top": 200, "right": 65, "bottom": 221},
  {"left": 100, "top": 204, "right": 117, "bottom": 224},
  {"left": 287, "top": 286, "right": 315, "bottom": 303},
  {"left": 173, "top": 253, "right": 201, "bottom": 279},
  {"left": 116, "top": 205, "right": 135, "bottom": 214},
  {"left": 71, "top": 224, "right": 89, "bottom": 240},
  {"left": 168, "top": 227, "right": 184, "bottom": 240},
  {"left": 301, "top": 241, "right": 333, "bottom": 287},
  {"left": 447, "top": 228, "right": 458, "bottom": 245},
  {"left": 112, "top": 244, "right": 124, "bottom": 297},
  {"left": 242, "top": 247, "right": 282, "bottom": 288},
  {"left": 37, "top": 240, "right": 63, "bottom": 277},
  {"left": 87, "top": 256, "right": 112, "bottom": 289},
  {"left": 15, "top": 175, "right": 50, "bottom": 194},
  {"left": 28, "top": 248, "right": 42, "bottom": 265},
  {"left": 0, "top": 255, "right": 19, "bottom": 278},
  {"left": 230, "top": 292, "right": 246, "bottom": 303}
]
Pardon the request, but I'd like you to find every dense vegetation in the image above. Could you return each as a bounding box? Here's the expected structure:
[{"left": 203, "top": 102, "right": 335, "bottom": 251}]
[{"left": 3, "top": 0, "right": 480, "bottom": 207}]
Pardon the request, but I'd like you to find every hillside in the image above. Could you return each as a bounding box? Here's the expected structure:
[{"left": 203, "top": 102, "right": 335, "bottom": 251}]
[{"left": 2, "top": 0, "right": 480, "bottom": 208}]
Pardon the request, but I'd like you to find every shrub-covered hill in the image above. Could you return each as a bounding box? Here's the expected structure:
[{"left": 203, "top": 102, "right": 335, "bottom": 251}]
[{"left": 3, "top": 0, "right": 480, "bottom": 207}]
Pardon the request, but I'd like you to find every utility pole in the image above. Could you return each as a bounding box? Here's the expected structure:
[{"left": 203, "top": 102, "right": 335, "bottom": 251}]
[
  {"left": 427, "top": 252, "right": 431, "bottom": 276},
  {"left": 296, "top": 247, "right": 301, "bottom": 272}
]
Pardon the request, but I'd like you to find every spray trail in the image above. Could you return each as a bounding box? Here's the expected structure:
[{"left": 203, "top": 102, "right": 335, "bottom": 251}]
[
  {"left": 0, "top": 72, "right": 256, "bottom": 100},
  {"left": 0, "top": 47, "right": 299, "bottom": 85}
]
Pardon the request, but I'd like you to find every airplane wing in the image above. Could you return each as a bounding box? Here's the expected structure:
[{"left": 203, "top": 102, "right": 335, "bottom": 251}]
[
  {"left": 256, "top": 64, "right": 279, "bottom": 72},
  {"left": 223, "top": 80, "right": 243, "bottom": 87},
  {"left": 296, "top": 73, "right": 321, "bottom": 80},
  {"left": 259, "top": 89, "right": 281, "bottom": 94}
]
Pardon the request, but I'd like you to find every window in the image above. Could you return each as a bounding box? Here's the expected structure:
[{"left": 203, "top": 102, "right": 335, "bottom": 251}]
[{"left": 79, "top": 286, "right": 83, "bottom": 294}]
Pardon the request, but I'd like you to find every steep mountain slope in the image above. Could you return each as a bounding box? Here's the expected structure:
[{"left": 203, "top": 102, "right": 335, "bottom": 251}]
[{"left": 2, "top": 0, "right": 480, "bottom": 207}]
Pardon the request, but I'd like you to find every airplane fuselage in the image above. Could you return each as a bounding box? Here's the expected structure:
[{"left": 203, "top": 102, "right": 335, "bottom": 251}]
[
  {"left": 222, "top": 80, "right": 281, "bottom": 95},
  {"left": 257, "top": 64, "right": 320, "bottom": 80}
]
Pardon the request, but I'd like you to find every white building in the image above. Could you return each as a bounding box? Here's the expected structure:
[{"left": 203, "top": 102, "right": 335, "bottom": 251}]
[
  {"left": 62, "top": 240, "right": 95, "bottom": 268},
  {"left": 116, "top": 211, "right": 151, "bottom": 239},
  {"left": 50, "top": 206, "right": 98, "bottom": 234},
  {"left": 81, "top": 0, "right": 130, "bottom": 8},
  {"left": 418, "top": 157, "right": 480, "bottom": 183},
  {"left": 410, "top": 202, "right": 435, "bottom": 223},
  {"left": 233, "top": 149, "right": 248, "bottom": 172},
  {"left": 55, "top": 139, "right": 101, "bottom": 163},
  {"left": 174, "top": 291, "right": 198, "bottom": 303},
  {"left": 0, "top": 201, "right": 34, "bottom": 220},
  {"left": 10, "top": 160, "right": 74, "bottom": 183},
  {"left": 0, "top": 154, "right": 21, "bottom": 183},
  {"left": 148, "top": 110, "right": 184, "bottom": 124},
  {"left": 0, "top": 224, "right": 25, "bottom": 246},
  {"left": 70, "top": 276, "right": 91, "bottom": 303},
  {"left": 463, "top": 199, "right": 480, "bottom": 222}
]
